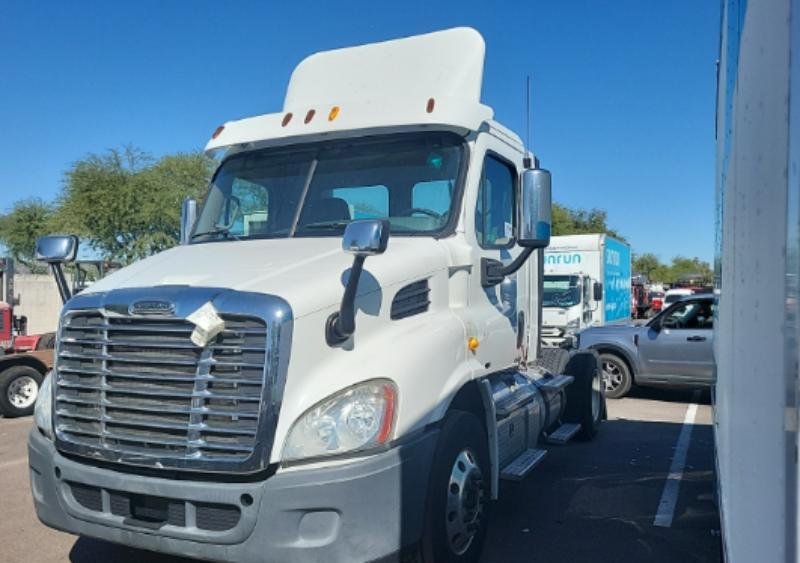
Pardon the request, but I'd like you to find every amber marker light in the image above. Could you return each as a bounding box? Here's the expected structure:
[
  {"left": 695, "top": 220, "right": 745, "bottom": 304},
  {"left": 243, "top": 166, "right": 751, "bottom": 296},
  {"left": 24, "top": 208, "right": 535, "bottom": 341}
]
[
  {"left": 426, "top": 97, "right": 435, "bottom": 113},
  {"left": 211, "top": 125, "right": 225, "bottom": 139},
  {"left": 468, "top": 337, "right": 479, "bottom": 352},
  {"left": 328, "top": 106, "right": 340, "bottom": 121},
  {"left": 304, "top": 109, "right": 316, "bottom": 124},
  {"left": 282, "top": 113, "right": 293, "bottom": 127}
]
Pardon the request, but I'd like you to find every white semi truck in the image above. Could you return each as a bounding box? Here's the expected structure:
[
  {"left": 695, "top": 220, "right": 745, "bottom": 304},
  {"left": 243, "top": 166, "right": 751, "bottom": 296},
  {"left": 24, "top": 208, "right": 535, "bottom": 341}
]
[
  {"left": 714, "top": 1, "right": 800, "bottom": 562},
  {"left": 28, "top": 28, "right": 604, "bottom": 563},
  {"left": 541, "top": 234, "right": 631, "bottom": 347}
]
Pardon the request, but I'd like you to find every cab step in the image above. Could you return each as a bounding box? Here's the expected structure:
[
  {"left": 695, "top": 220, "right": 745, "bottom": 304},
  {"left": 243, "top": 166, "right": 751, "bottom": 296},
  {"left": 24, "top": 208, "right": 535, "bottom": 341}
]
[
  {"left": 546, "top": 422, "right": 581, "bottom": 445},
  {"left": 500, "top": 448, "right": 548, "bottom": 480}
]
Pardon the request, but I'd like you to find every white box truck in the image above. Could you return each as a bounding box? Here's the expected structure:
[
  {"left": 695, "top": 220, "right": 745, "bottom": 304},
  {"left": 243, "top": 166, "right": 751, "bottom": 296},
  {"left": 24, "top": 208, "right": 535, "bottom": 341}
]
[
  {"left": 714, "top": 1, "right": 799, "bottom": 561},
  {"left": 28, "top": 28, "right": 605, "bottom": 563},
  {"left": 541, "top": 234, "right": 631, "bottom": 347}
]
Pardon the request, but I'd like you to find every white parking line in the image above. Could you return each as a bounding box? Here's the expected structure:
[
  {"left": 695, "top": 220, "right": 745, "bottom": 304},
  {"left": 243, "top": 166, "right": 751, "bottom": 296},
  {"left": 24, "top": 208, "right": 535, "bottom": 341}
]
[{"left": 653, "top": 392, "right": 700, "bottom": 528}]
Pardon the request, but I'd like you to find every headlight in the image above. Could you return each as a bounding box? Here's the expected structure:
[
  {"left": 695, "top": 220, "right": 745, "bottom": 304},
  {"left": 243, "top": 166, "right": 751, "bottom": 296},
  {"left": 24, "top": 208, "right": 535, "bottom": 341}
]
[
  {"left": 282, "top": 379, "right": 397, "bottom": 462},
  {"left": 34, "top": 373, "right": 54, "bottom": 440}
]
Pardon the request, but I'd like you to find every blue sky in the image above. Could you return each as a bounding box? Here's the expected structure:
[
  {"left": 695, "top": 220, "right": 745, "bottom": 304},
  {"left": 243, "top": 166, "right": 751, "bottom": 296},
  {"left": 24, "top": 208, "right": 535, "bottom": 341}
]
[{"left": 0, "top": 0, "right": 719, "bottom": 262}]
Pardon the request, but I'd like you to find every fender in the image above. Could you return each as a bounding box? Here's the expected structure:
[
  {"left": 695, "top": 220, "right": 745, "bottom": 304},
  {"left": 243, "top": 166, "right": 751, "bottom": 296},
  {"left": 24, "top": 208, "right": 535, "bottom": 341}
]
[{"left": 0, "top": 350, "right": 53, "bottom": 375}]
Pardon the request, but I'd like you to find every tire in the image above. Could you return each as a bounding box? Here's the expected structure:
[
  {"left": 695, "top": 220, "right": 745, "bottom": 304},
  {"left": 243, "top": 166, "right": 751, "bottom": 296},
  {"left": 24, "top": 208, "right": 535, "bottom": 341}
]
[
  {"left": 562, "top": 351, "right": 604, "bottom": 440},
  {"left": 421, "top": 410, "right": 490, "bottom": 563},
  {"left": 0, "top": 365, "right": 43, "bottom": 417},
  {"left": 600, "top": 353, "right": 632, "bottom": 399},
  {"left": 534, "top": 347, "right": 571, "bottom": 374}
]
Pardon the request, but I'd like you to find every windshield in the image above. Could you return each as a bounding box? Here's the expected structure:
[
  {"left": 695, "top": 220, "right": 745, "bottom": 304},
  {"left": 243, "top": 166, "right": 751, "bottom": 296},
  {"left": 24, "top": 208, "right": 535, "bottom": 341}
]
[
  {"left": 543, "top": 275, "right": 582, "bottom": 308},
  {"left": 192, "top": 133, "right": 464, "bottom": 241}
]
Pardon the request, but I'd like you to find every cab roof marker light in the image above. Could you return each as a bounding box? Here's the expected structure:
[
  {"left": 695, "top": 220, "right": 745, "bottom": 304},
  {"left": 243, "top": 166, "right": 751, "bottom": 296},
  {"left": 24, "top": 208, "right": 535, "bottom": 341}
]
[
  {"left": 328, "top": 106, "right": 340, "bottom": 121},
  {"left": 426, "top": 97, "right": 435, "bottom": 113},
  {"left": 304, "top": 109, "right": 316, "bottom": 124},
  {"left": 211, "top": 125, "right": 225, "bottom": 139},
  {"left": 281, "top": 112, "right": 293, "bottom": 127}
]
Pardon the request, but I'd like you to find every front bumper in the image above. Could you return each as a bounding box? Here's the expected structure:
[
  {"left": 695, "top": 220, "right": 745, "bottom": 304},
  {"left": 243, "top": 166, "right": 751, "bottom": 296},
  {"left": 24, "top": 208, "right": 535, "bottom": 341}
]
[{"left": 29, "top": 427, "right": 438, "bottom": 563}]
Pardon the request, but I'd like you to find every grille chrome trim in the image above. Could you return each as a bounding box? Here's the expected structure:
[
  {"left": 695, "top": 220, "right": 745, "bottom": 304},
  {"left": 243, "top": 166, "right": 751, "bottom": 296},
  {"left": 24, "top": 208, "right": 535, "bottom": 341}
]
[{"left": 53, "top": 287, "right": 292, "bottom": 474}]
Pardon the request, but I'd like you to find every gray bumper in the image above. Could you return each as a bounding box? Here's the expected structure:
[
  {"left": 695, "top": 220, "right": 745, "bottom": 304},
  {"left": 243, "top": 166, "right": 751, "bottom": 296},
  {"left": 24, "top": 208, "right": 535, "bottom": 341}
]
[{"left": 28, "top": 428, "right": 438, "bottom": 563}]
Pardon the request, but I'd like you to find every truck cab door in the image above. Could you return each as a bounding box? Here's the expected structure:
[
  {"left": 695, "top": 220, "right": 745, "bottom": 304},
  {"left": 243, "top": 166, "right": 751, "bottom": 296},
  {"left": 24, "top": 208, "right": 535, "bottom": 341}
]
[
  {"left": 469, "top": 144, "right": 527, "bottom": 367},
  {"left": 638, "top": 299, "right": 714, "bottom": 382}
]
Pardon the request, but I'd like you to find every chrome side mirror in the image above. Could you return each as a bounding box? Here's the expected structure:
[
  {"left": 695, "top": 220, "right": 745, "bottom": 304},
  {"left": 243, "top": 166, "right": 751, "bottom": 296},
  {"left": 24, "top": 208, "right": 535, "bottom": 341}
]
[
  {"left": 35, "top": 235, "right": 78, "bottom": 263},
  {"left": 180, "top": 198, "right": 198, "bottom": 245},
  {"left": 518, "top": 168, "right": 552, "bottom": 248},
  {"left": 328, "top": 219, "right": 390, "bottom": 345},
  {"left": 342, "top": 219, "right": 389, "bottom": 256},
  {"left": 36, "top": 235, "right": 79, "bottom": 304}
]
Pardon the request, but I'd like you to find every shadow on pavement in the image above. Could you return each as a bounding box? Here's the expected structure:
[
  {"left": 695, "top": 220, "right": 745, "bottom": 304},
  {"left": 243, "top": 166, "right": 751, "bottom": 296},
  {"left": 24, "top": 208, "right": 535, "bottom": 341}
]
[
  {"left": 625, "top": 386, "right": 712, "bottom": 405},
  {"left": 481, "top": 418, "right": 720, "bottom": 563},
  {"left": 69, "top": 537, "right": 194, "bottom": 562}
]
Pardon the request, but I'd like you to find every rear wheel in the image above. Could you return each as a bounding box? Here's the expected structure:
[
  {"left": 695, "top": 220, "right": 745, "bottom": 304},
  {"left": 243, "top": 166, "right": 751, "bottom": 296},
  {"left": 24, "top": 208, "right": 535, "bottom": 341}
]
[
  {"left": 535, "top": 347, "right": 571, "bottom": 374},
  {"left": 600, "top": 353, "right": 632, "bottom": 399},
  {"left": 563, "top": 351, "right": 604, "bottom": 440},
  {"left": 0, "top": 365, "right": 43, "bottom": 417},
  {"left": 422, "top": 410, "right": 489, "bottom": 563}
]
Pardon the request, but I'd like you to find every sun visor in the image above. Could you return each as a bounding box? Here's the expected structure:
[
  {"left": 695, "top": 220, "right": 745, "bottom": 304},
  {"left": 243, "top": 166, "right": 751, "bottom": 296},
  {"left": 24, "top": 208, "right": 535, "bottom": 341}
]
[{"left": 284, "top": 27, "right": 486, "bottom": 110}]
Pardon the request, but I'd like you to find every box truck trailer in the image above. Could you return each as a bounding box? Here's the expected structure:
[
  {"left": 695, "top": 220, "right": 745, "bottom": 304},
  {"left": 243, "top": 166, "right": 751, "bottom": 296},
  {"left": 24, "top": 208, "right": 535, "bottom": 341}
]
[
  {"left": 541, "top": 234, "right": 631, "bottom": 347},
  {"left": 714, "top": 1, "right": 800, "bottom": 561},
  {"left": 27, "top": 28, "right": 605, "bottom": 563}
]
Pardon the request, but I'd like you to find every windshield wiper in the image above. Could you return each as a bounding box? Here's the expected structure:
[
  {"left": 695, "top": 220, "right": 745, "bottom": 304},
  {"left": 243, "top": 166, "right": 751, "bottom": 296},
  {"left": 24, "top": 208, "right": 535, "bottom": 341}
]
[
  {"left": 301, "top": 221, "right": 351, "bottom": 230},
  {"left": 190, "top": 226, "right": 241, "bottom": 241}
]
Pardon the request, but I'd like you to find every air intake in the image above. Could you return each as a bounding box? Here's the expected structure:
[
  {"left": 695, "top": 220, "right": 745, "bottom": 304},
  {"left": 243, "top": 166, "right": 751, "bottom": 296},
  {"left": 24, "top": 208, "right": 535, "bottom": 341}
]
[{"left": 391, "top": 280, "right": 430, "bottom": 320}]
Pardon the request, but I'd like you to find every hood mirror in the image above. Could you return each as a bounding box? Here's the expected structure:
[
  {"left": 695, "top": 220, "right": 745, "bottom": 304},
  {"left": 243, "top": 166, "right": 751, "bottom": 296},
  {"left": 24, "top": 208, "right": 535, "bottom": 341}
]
[
  {"left": 180, "top": 198, "right": 198, "bottom": 245},
  {"left": 35, "top": 235, "right": 78, "bottom": 263},
  {"left": 327, "top": 219, "right": 389, "bottom": 345},
  {"left": 36, "top": 235, "right": 79, "bottom": 304},
  {"left": 342, "top": 219, "right": 389, "bottom": 256}
]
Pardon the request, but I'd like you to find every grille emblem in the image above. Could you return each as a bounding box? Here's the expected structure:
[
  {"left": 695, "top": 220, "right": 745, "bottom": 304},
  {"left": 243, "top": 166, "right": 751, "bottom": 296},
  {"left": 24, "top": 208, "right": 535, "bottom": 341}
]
[{"left": 129, "top": 299, "right": 175, "bottom": 316}]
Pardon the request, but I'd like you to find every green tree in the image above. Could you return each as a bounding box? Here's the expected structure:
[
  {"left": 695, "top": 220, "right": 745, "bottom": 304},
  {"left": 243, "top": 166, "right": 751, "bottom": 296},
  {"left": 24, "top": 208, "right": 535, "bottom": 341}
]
[
  {"left": 55, "top": 146, "right": 212, "bottom": 264},
  {"left": 668, "top": 256, "right": 713, "bottom": 285},
  {"left": 551, "top": 203, "right": 625, "bottom": 241},
  {"left": 0, "top": 198, "right": 55, "bottom": 266},
  {"left": 633, "top": 253, "right": 660, "bottom": 277}
]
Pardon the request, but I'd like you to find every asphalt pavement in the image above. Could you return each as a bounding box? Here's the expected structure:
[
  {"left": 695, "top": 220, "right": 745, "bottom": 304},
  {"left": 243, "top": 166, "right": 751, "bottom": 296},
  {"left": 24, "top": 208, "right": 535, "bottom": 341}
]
[{"left": 0, "top": 387, "right": 719, "bottom": 562}]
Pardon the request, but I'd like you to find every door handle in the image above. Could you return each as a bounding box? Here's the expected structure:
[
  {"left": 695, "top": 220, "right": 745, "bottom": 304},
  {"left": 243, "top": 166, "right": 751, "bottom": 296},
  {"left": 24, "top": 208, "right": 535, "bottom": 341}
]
[{"left": 686, "top": 335, "right": 707, "bottom": 342}]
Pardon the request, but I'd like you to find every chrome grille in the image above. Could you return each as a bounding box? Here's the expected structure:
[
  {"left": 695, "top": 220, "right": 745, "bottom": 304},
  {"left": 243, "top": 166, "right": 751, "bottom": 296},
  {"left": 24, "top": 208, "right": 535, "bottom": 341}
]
[{"left": 54, "top": 311, "right": 269, "bottom": 467}]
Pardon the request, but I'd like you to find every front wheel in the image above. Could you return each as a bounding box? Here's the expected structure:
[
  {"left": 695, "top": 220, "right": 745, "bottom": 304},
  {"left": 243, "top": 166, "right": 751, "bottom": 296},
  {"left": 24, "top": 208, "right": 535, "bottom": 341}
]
[
  {"left": 421, "top": 410, "right": 489, "bottom": 563},
  {"left": 600, "top": 353, "right": 632, "bottom": 399},
  {"left": 0, "top": 365, "right": 43, "bottom": 417}
]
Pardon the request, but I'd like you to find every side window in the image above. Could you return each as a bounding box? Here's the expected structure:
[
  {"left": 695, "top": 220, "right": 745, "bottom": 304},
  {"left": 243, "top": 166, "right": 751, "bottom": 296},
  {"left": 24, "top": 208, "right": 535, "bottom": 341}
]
[
  {"left": 476, "top": 155, "right": 516, "bottom": 247},
  {"left": 412, "top": 180, "right": 453, "bottom": 217},
  {"left": 231, "top": 178, "right": 270, "bottom": 236},
  {"left": 331, "top": 185, "right": 389, "bottom": 219},
  {"left": 685, "top": 300, "right": 714, "bottom": 329},
  {"left": 662, "top": 300, "right": 714, "bottom": 329}
]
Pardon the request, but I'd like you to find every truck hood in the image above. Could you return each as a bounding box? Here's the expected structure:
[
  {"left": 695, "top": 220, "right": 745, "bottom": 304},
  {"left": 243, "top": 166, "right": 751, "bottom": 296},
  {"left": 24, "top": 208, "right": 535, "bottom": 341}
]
[{"left": 84, "top": 238, "right": 449, "bottom": 319}]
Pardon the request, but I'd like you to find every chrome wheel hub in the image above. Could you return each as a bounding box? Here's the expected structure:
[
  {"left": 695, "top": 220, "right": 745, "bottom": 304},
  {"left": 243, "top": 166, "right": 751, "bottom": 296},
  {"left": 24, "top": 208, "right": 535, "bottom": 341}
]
[
  {"left": 446, "top": 449, "right": 485, "bottom": 555},
  {"left": 602, "top": 361, "right": 623, "bottom": 392},
  {"left": 8, "top": 375, "right": 38, "bottom": 409}
]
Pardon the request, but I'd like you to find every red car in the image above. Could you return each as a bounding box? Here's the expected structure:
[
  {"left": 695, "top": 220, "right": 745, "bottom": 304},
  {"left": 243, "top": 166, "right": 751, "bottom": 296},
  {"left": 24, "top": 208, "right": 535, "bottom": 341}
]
[{"left": 649, "top": 291, "right": 665, "bottom": 313}]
